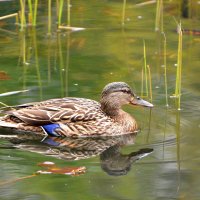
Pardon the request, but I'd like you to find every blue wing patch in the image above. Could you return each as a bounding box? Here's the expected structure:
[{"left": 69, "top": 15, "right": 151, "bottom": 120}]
[
  {"left": 42, "top": 137, "right": 61, "bottom": 146},
  {"left": 41, "top": 123, "right": 61, "bottom": 137}
]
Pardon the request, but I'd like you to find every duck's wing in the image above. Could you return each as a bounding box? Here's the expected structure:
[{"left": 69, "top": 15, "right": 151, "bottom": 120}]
[{"left": 5, "top": 97, "right": 102, "bottom": 126}]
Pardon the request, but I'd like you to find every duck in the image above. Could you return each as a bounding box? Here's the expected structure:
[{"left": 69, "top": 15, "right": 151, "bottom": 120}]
[{"left": 0, "top": 82, "right": 153, "bottom": 137}]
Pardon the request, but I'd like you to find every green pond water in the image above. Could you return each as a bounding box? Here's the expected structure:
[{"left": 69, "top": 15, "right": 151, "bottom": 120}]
[{"left": 0, "top": 1, "right": 200, "bottom": 200}]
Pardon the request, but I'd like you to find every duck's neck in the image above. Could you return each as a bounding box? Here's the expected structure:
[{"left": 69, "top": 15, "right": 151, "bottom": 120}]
[
  {"left": 100, "top": 97, "right": 121, "bottom": 117},
  {"left": 100, "top": 97, "right": 137, "bottom": 133}
]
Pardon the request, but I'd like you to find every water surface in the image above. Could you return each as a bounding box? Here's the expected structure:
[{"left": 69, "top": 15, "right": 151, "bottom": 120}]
[{"left": 0, "top": 1, "right": 200, "bottom": 200}]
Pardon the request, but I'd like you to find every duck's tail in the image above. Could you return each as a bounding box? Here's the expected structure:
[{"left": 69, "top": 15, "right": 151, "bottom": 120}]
[
  {"left": 0, "top": 119, "right": 18, "bottom": 128},
  {"left": 0, "top": 118, "right": 19, "bottom": 139}
]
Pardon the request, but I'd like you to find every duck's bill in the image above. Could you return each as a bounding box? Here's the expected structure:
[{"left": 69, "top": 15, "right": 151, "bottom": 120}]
[{"left": 130, "top": 97, "right": 153, "bottom": 108}]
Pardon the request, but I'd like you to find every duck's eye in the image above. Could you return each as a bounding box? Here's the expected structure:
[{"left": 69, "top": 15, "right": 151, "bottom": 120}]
[
  {"left": 136, "top": 96, "right": 141, "bottom": 100},
  {"left": 121, "top": 89, "right": 131, "bottom": 94}
]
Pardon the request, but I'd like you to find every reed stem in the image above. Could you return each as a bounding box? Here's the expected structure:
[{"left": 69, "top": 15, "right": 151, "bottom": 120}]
[
  {"left": 155, "top": 0, "right": 163, "bottom": 32},
  {"left": 163, "top": 32, "right": 168, "bottom": 106},
  {"left": 122, "top": 0, "right": 126, "bottom": 26},
  {"left": 147, "top": 65, "right": 152, "bottom": 102},
  {"left": 33, "top": 0, "right": 38, "bottom": 26},
  {"left": 67, "top": 0, "right": 71, "bottom": 27},
  {"left": 58, "top": 0, "right": 64, "bottom": 26},
  {"left": 20, "top": 0, "right": 26, "bottom": 31},
  {"left": 141, "top": 68, "right": 144, "bottom": 97},
  {"left": 32, "top": 29, "right": 43, "bottom": 99},
  {"left": 143, "top": 40, "right": 148, "bottom": 97},
  {"left": 28, "top": 0, "right": 33, "bottom": 24},
  {"left": 0, "top": 102, "right": 9, "bottom": 108},
  {"left": 58, "top": 33, "right": 64, "bottom": 97},
  {"left": 175, "top": 23, "right": 182, "bottom": 110},
  {"left": 48, "top": 0, "right": 52, "bottom": 35},
  {"left": 0, "top": 13, "right": 18, "bottom": 21}
]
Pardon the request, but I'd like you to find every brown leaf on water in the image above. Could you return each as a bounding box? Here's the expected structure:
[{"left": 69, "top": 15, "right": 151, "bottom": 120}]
[
  {"left": 0, "top": 71, "right": 10, "bottom": 80},
  {"left": 37, "top": 161, "right": 86, "bottom": 176}
]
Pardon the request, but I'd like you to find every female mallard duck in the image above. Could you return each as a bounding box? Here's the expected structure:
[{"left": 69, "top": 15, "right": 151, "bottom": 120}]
[{"left": 0, "top": 82, "right": 153, "bottom": 137}]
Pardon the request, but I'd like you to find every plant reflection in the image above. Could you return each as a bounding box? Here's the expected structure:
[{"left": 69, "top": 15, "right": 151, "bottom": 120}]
[{"left": 4, "top": 132, "right": 153, "bottom": 176}]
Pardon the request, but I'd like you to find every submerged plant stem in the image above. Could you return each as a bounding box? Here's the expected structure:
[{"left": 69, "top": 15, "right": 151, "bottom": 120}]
[
  {"left": 122, "top": 0, "right": 126, "bottom": 26},
  {"left": 0, "top": 174, "right": 37, "bottom": 186},
  {"left": 33, "top": 0, "right": 38, "bottom": 26},
  {"left": 58, "top": 0, "right": 64, "bottom": 26},
  {"left": 147, "top": 65, "right": 152, "bottom": 102},
  {"left": 163, "top": 33, "right": 168, "bottom": 106},
  {"left": 20, "top": 0, "right": 26, "bottom": 31},
  {"left": 141, "top": 68, "right": 144, "bottom": 97},
  {"left": 155, "top": 0, "right": 163, "bottom": 32},
  {"left": 28, "top": 0, "right": 33, "bottom": 24},
  {"left": 67, "top": 0, "right": 71, "bottom": 27},
  {"left": 48, "top": 0, "right": 52, "bottom": 35},
  {"left": 175, "top": 24, "right": 182, "bottom": 110},
  {"left": 143, "top": 40, "right": 148, "bottom": 97},
  {"left": 0, "top": 102, "right": 9, "bottom": 107}
]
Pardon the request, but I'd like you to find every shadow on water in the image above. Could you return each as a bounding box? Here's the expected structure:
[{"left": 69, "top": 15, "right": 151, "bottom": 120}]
[{"left": 0, "top": 129, "right": 153, "bottom": 177}]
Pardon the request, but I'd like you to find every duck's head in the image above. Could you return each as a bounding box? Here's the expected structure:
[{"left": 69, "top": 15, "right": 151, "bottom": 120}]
[{"left": 101, "top": 82, "right": 153, "bottom": 113}]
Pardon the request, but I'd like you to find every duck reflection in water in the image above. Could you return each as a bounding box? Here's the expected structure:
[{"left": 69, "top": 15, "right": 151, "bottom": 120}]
[{"left": 2, "top": 131, "right": 153, "bottom": 176}]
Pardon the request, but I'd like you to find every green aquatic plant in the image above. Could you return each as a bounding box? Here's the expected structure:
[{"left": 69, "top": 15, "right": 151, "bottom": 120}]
[
  {"left": 67, "top": 0, "right": 71, "bottom": 27},
  {"left": 58, "top": 0, "right": 64, "bottom": 26},
  {"left": 33, "top": 0, "right": 38, "bottom": 26},
  {"left": 122, "top": 0, "right": 126, "bottom": 26},
  {"left": 32, "top": 29, "right": 43, "bottom": 99},
  {"left": 19, "top": 0, "right": 26, "bottom": 31},
  {"left": 163, "top": 32, "right": 168, "bottom": 107},
  {"left": 28, "top": 0, "right": 33, "bottom": 24},
  {"left": 58, "top": 32, "right": 65, "bottom": 97},
  {"left": 175, "top": 23, "right": 183, "bottom": 110},
  {"left": 27, "top": 0, "right": 38, "bottom": 26},
  {"left": 141, "top": 41, "right": 153, "bottom": 102},
  {"left": 141, "top": 68, "right": 144, "bottom": 97},
  {"left": 48, "top": 0, "right": 52, "bottom": 35},
  {"left": 0, "top": 102, "right": 9, "bottom": 108},
  {"left": 155, "top": 0, "right": 163, "bottom": 32},
  {"left": 143, "top": 40, "right": 148, "bottom": 97},
  {"left": 147, "top": 65, "right": 152, "bottom": 103}
]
